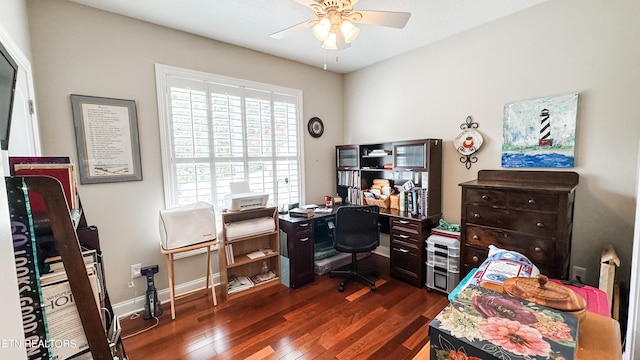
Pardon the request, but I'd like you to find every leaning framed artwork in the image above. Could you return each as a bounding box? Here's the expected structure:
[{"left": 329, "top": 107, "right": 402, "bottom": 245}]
[
  {"left": 71, "top": 94, "right": 143, "bottom": 184},
  {"left": 502, "top": 92, "right": 578, "bottom": 168}
]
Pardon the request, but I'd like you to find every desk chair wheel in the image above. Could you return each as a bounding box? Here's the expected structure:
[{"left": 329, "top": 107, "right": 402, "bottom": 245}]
[
  {"left": 370, "top": 285, "right": 376, "bottom": 291},
  {"left": 339, "top": 283, "right": 345, "bottom": 292}
]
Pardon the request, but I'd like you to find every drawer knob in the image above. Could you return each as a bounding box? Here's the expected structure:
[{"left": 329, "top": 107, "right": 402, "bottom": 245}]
[
  {"left": 300, "top": 237, "right": 309, "bottom": 242},
  {"left": 536, "top": 222, "right": 545, "bottom": 228},
  {"left": 472, "top": 256, "right": 479, "bottom": 262},
  {"left": 474, "top": 213, "right": 481, "bottom": 219},
  {"left": 528, "top": 199, "right": 536, "bottom": 205},
  {"left": 394, "top": 247, "right": 410, "bottom": 253},
  {"left": 473, "top": 235, "right": 479, "bottom": 240},
  {"left": 399, "top": 234, "right": 410, "bottom": 239},
  {"left": 299, "top": 223, "right": 309, "bottom": 227},
  {"left": 481, "top": 195, "right": 489, "bottom": 201},
  {"left": 534, "top": 247, "right": 542, "bottom": 253}
]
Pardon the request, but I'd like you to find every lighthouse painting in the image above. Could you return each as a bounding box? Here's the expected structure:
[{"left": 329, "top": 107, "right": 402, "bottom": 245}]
[{"left": 502, "top": 93, "right": 578, "bottom": 168}]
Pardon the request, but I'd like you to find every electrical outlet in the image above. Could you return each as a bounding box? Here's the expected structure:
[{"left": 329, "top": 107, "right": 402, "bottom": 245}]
[
  {"left": 131, "top": 263, "right": 142, "bottom": 278},
  {"left": 571, "top": 266, "right": 586, "bottom": 282}
]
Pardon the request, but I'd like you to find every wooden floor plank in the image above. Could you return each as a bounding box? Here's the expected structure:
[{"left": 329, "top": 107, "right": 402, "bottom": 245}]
[{"left": 120, "top": 255, "right": 448, "bottom": 359}]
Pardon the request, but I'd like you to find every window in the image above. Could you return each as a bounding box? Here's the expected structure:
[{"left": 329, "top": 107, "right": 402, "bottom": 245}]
[{"left": 155, "top": 64, "right": 303, "bottom": 211}]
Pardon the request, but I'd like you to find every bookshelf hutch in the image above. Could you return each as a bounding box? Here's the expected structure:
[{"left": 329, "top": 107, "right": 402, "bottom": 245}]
[{"left": 335, "top": 138, "right": 443, "bottom": 287}]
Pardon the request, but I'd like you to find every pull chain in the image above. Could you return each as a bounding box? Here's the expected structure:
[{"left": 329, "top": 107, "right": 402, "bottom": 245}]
[{"left": 323, "top": 49, "right": 327, "bottom": 70}]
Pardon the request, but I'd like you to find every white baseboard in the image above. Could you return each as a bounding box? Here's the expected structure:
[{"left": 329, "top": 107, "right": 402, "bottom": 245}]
[
  {"left": 112, "top": 273, "right": 220, "bottom": 319},
  {"left": 113, "top": 247, "right": 389, "bottom": 318}
]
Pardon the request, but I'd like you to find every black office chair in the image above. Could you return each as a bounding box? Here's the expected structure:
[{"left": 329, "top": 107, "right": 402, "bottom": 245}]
[{"left": 329, "top": 205, "right": 380, "bottom": 292}]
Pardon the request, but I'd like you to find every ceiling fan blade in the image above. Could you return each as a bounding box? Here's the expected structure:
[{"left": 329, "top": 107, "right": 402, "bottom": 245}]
[
  {"left": 356, "top": 10, "right": 411, "bottom": 28},
  {"left": 270, "top": 20, "right": 315, "bottom": 39},
  {"left": 292, "top": 0, "right": 320, "bottom": 8}
]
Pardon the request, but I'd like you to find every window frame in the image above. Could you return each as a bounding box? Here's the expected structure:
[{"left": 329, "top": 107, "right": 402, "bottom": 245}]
[{"left": 154, "top": 63, "right": 306, "bottom": 211}]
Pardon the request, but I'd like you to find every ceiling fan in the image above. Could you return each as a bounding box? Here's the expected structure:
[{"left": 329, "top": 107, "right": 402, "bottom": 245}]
[{"left": 270, "top": 0, "right": 411, "bottom": 50}]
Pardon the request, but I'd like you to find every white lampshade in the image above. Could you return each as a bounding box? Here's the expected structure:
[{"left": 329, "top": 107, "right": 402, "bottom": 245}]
[
  {"left": 312, "top": 18, "right": 331, "bottom": 41},
  {"left": 340, "top": 20, "right": 360, "bottom": 43},
  {"left": 322, "top": 31, "right": 337, "bottom": 50}
]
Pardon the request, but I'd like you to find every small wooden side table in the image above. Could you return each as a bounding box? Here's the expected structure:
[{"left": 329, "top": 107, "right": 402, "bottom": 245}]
[{"left": 160, "top": 240, "right": 218, "bottom": 320}]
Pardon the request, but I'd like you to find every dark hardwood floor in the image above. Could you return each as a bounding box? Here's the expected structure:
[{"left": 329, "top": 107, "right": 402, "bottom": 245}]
[{"left": 120, "top": 256, "right": 448, "bottom": 359}]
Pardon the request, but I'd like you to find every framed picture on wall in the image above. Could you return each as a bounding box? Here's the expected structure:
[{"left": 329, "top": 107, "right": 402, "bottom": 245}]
[
  {"left": 502, "top": 92, "right": 578, "bottom": 168},
  {"left": 70, "top": 94, "right": 143, "bottom": 184}
]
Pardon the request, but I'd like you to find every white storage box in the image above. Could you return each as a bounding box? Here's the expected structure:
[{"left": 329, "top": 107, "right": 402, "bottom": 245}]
[
  {"left": 425, "top": 234, "right": 460, "bottom": 294},
  {"left": 159, "top": 202, "right": 216, "bottom": 250}
]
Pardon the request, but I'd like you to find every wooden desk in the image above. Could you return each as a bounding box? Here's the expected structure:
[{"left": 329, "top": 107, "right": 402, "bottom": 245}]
[
  {"left": 279, "top": 206, "right": 440, "bottom": 288},
  {"left": 160, "top": 240, "right": 218, "bottom": 320}
]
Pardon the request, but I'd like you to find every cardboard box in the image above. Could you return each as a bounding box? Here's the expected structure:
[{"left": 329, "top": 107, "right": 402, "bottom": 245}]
[
  {"left": 389, "top": 194, "right": 399, "bottom": 209},
  {"left": 429, "top": 285, "right": 579, "bottom": 360}
]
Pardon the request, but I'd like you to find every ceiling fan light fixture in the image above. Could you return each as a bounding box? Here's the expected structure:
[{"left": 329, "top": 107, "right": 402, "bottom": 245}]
[
  {"left": 312, "top": 18, "right": 332, "bottom": 41},
  {"left": 340, "top": 20, "right": 359, "bottom": 43},
  {"left": 322, "top": 31, "right": 338, "bottom": 50}
]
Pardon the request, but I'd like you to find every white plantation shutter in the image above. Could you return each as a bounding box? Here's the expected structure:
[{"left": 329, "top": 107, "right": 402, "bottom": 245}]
[{"left": 156, "top": 64, "right": 303, "bottom": 210}]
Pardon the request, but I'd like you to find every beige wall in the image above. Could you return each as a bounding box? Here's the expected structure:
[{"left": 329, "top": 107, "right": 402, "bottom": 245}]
[
  {"left": 344, "top": 0, "right": 640, "bottom": 286},
  {"left": 26, "top": 0, "right": 343, "bottom": 305},
  {"left": 0, "top": 0, "right": 31, "bottom": 58},
  {"left": 17, "top": 0, "right": 640, "bottom": 305}
]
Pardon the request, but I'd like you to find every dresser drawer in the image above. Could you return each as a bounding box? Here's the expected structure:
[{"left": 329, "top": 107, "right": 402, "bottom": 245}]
[
  {"left": 466, "top": 206, "right": 557, "bottom": 237},
  {"left": 465, "top": 225, "right": 555, "bottom": 266},
  {"left": 462, "top": 245, "right": 487, "bottom": 270},
  {"left": 508, "top": 191, "right": 559, "bottom": 212},
  {"left": 465, "top": 188, "right": 507, "bottom": 207}
]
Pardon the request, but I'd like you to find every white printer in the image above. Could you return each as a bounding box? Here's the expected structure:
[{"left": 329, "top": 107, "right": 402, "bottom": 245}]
[{"left": 224, "top": 181, "right": 269, "bottom": 211}]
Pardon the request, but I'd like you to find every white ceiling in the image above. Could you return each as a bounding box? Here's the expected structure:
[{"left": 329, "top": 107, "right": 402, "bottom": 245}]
[{"left": 68, "top": 0, "right": 549, "bottom": 74}]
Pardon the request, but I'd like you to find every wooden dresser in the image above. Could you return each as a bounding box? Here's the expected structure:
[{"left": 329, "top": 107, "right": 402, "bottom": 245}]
[{"left": 459, "top": 170, "right": 579, "bottom": 279}]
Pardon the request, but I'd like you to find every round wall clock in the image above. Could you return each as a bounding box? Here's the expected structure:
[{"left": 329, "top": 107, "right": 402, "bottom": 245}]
[{"left": 307, "top": 117, "right": 324, "bottom": 138}]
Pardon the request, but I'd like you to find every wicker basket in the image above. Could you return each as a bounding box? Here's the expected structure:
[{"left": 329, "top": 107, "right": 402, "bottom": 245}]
[{"left": 364, "top": 196, "right": 390, "bottom": 208}]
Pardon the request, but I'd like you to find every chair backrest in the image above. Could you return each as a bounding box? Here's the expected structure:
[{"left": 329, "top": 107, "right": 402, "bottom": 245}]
[{"left": 333, "top": 205, "right": 380, "bottom": 253}]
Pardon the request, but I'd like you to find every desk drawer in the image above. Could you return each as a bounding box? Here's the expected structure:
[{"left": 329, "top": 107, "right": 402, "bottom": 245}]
[
  {"left": 390, "top": 239, "right": 421, "bottom": 286},
  {"left": 390, "top": 218, "right": 422, "bottom": 234},
  {"left": 391, "top": 231, "right": 420, "bottom": 246},
  {"left": 292, "top": 221, "right": 313, "bottom": 234}
]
